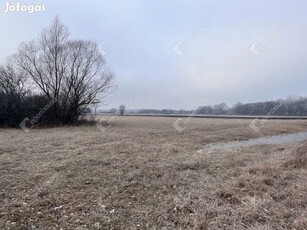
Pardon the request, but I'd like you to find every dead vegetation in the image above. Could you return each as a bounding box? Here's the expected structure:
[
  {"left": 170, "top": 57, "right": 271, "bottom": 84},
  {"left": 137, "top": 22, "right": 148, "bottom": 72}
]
[
  {"left": 284, "top": 141, "right": 307, "bottom": 168},
  {"left": 0, "top": 117, "right": 307, "bottom": 229}
]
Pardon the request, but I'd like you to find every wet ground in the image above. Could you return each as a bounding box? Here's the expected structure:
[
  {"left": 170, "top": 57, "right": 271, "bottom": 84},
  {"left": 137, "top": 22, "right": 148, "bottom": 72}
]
[{"left": 198, "top": 131, "right": 307, "bottom": 153}]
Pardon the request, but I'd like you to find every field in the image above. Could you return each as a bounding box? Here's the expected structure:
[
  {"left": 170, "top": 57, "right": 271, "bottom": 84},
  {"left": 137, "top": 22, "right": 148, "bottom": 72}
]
[{"left": 0, "top": 117, "right": 307, "bottom": 229}]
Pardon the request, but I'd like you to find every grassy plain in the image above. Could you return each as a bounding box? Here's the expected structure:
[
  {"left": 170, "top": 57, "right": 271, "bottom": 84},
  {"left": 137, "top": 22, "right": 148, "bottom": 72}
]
[{"left": 0, "top": 117, "right": 307, "bottom": 229}]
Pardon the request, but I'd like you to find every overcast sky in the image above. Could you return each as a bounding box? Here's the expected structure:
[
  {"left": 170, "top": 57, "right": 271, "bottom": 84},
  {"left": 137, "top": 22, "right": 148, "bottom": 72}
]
[{"left": 1, "top": 0, "right": 307, "bottom": 110}]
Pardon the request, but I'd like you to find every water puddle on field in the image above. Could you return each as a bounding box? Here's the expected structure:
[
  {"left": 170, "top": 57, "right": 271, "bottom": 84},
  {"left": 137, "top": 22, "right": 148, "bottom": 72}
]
[{"left": 197, "top": 131, "right": 307, "bottom": 154}]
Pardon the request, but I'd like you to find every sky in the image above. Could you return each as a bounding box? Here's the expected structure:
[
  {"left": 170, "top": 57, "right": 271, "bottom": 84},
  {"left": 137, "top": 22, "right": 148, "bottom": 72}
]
[{"left": 1, "top": 0, "right": 307, "bottom": 110}]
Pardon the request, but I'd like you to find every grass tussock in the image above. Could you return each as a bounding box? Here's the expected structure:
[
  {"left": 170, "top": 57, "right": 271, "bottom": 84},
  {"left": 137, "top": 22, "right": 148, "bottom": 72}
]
[
  {"left": 284, "top": 141, "right": 307, "bottom": 168},
  {"left": 213, "top": 142, "right": 307, "bottom": 229}
]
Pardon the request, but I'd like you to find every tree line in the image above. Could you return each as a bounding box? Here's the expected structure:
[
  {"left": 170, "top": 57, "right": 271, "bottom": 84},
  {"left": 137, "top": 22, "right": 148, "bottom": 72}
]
[
  {"left": 129, "top": 96, "right": 307, "bottom": 116},
  {"left": 0, "top": 17, "right": 115, "bottom": 127}
]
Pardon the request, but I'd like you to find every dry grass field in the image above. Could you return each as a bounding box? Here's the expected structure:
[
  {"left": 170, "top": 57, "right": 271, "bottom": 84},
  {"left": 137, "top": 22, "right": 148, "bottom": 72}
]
[{"left": 0, "top": 117, "right": 307, "bottom": 229}]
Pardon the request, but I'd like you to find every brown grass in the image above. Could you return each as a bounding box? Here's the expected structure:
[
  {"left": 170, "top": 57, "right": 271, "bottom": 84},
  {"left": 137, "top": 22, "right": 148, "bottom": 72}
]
[
  {"left": 284, "top": 141, "right": 307, "bottom": 168},
  {"left": 0, "top": 117, "right": 307, "bottom": 229}
]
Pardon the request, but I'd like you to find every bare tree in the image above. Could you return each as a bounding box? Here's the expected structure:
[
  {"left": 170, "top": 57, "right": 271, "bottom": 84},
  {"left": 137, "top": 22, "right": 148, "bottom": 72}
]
[
  {"left": 118, "top": 105, "right": 126, "bottom": 115},
  {"left": 0, "top": 60, "right": 28, "bottom": 126},
  {"left": 14, "top": 16, "right": 115, "bottom": 123}
]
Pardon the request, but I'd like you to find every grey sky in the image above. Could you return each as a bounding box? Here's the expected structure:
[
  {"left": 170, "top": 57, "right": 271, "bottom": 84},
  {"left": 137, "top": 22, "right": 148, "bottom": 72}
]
[{"left": 1, "top": 0, "right": 307, "bottom": 110}]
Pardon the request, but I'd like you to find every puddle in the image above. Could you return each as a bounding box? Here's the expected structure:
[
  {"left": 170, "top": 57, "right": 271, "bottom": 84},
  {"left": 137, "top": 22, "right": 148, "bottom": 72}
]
[{"left": 197, "top": 131, "right": 307, "bottom": 154}]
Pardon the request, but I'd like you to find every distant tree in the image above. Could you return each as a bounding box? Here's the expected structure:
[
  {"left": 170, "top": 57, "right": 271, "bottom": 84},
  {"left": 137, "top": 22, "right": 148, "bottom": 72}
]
[
  {"left": 198, "top": 105, "right": 213, "bottom": 115},
  {"left": 109, "top": 108, "right": 117, "bottom": 113},
  {"left": 162, "top": 109, "right": 175, "bottom": 114},
  {"left": 118, "top": 105, "right": 126, "bottom": 115},
  {"left": 212, "top": 103, "right": 229, "bottom": 115},
  {"left": 232, "top": 102, "right": 245, "bottom": 115}
]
